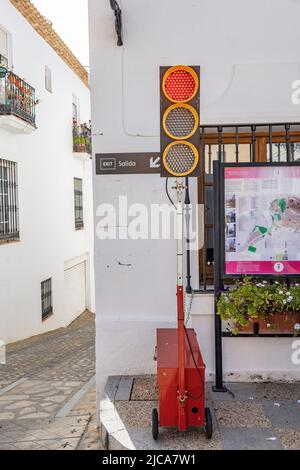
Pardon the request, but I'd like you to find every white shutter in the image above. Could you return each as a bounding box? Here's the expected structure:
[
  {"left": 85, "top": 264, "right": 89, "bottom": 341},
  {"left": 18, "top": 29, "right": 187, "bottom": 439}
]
[
  {"left": 64, "top": 262, "right": 86, "bottom": 322},
  {"left": 45, "top": 66, "right": 52, "bottom": 92},
  {"left": 0, "top": 28, "right": 8, "bottom": 59}
]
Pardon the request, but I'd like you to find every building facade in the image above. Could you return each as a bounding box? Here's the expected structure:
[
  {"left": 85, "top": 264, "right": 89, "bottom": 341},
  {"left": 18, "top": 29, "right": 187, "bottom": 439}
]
[
  {"left": 89, "top": 0, "right": 300, "bottom": 396},
  {"left": 0, "top": 0, "right": 95, "bottom": 344}
]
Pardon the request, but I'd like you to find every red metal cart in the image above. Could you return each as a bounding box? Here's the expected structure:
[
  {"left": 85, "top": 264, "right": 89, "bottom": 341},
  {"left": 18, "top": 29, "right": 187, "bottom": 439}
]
[{"left": 152, "top": 179, "right": 213, "bottom": 440}]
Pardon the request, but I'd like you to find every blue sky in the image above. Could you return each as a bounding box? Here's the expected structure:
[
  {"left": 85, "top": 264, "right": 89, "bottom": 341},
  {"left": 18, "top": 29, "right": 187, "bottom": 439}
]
[{"left": 32, "top": 0, "right": 89, "bottom": 67}]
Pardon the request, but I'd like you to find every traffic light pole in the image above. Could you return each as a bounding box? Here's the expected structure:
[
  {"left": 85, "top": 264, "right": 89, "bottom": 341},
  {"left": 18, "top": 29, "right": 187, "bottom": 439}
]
[
  {"left": 176, "top": 178, "right": 188, "bottom": 431},
  {"left": 185, "top": 177, "right": 192, "bottom": 294}
]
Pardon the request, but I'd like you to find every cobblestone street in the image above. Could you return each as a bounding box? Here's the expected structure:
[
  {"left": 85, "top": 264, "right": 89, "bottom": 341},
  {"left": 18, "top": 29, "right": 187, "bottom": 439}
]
[{"left": 0, "top": 311, "right": 101, "bottom": 450}]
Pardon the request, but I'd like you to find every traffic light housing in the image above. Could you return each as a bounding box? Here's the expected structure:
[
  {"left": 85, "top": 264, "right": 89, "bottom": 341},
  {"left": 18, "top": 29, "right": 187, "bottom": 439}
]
[{"left": 160, "top": 65, "right": 200, "bottom": 178}]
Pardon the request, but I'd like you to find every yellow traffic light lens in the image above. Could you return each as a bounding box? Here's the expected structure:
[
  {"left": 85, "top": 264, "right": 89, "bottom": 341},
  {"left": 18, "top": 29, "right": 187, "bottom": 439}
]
[
  {"left": 163, "top": 66, "right": 199, "bottom": 103},
  {"left": 163, "top": 104, "right": 199, "bottom": 140},
  {"left": 162, "top": 141, "right": 199, "bottom": 177}
]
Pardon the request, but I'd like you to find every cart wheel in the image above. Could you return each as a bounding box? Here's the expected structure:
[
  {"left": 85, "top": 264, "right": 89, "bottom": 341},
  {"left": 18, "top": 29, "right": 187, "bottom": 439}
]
[
  {"left": 152, "top": 408, "right": 159, "bottom": 441},
  {"left": 205, "top": 408, "right": 213, "bottom": 439}
]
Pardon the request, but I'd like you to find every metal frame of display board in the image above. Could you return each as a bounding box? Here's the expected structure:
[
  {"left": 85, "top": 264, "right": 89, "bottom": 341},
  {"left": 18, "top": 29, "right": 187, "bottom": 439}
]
[{"left": 213, "top": 161, "right": 300, "bottom": 392}]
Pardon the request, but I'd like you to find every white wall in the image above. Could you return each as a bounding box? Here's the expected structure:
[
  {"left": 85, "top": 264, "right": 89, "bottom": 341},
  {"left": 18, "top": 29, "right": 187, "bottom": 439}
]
[
  {"left": 0, "top": 0, "right": 95, "bottom": 344},
  {"left": 89, "top": 0, "right": 300, "bottom": 393}
]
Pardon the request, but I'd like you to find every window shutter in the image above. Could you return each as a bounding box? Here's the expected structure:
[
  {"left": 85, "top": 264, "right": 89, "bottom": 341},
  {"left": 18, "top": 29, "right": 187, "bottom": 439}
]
[
  {"left": 45, "top": 66, "right": 52, "bottom": 93},
  {"left": 0, "top": 28, "right": 8, "bottom": 59}
]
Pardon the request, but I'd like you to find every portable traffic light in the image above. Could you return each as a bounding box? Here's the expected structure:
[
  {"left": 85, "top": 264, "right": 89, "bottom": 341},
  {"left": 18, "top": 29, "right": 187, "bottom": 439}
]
[
  {"left": 160, "top": 65, "right": 200, "bottom": 178},
  {"left": 153, "top": 66, "right": 211, "bottom": 441}
]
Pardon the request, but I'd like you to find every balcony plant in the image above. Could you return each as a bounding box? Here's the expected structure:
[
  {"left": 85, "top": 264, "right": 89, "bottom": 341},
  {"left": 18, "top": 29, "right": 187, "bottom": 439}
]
[
  {"left": 73, "top": 120, "right": 92, "bottom": 154},
  {"left": 217, "top": 277, "right": 300, "bottom": 335}
]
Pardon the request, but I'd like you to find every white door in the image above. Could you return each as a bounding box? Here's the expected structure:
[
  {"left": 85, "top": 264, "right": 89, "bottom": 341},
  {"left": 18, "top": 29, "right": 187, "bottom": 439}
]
[{"left": 64, "top": 261, "right": 86, "bottom": 322}]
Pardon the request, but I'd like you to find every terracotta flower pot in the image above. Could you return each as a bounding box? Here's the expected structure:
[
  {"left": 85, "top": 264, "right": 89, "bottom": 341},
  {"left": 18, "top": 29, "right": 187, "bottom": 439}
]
[{"left": 238, "top": 311, "right": 300, "bottom": 335}]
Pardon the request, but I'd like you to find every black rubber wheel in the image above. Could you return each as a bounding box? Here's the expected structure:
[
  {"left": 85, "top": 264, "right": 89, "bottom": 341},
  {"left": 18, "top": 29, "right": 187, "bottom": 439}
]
[
  {"left": 205, "top": 408, "right": 213, "bottom": 439},
  {"left": 152, "top": 408, "right": 159, "bottom": 441}
]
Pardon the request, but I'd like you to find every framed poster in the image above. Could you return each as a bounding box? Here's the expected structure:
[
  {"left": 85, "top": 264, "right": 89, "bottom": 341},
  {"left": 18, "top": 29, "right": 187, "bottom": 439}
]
[{"left": 222, "top": 163, "right": 300, "bottom": 276}]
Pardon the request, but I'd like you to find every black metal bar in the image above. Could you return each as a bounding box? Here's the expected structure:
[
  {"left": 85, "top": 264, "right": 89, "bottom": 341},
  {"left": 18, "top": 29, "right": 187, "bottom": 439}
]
[
  {"left": 201, "top": 128, "right": 208, "bottom": 290},
  {"left": 8, "top": 160, "right": 12, "bottom": 236},
  {"left": 235, "top": 127, "right": 239, "bottom": 162},
  {"left": 222, "top": 332, "right": 298, "bottom": 338},
  {"left": 213, "top": 160, "right": 226, "bottom": 392},
  {"left": 218, "top": 126, "right": 223, "bottom": 161},
  {"left": 208, "top": 144, "right": 212, "bottom": 174},
  {"left": 285, "top": 124, "right": 291, "bottom": 162},
  {"left": 251, "top": 125, "right": 256, "bottom": 162},
  {"left": 0, "top": 160, "right": 4, "bottom": 237},
  {"left": 269, "top": 125, "right": 273, "bottom": 162},
  {"left": 200, "top": 122, "right": 300, "bottom": 129}
]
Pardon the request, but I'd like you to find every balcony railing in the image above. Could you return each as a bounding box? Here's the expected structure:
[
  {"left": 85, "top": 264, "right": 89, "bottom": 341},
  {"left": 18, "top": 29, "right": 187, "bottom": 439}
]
[
  {"left": 73, "top": 120, "right": 92, "bottom": 155},
  {"left": 0, "top": 71, "right": 36, "bottom": 127}
]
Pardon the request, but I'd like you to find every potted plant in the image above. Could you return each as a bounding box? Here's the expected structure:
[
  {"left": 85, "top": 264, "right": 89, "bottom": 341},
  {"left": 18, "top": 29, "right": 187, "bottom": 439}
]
[{"left": 217, "top": 277, "right": 300, "bottom": 335}]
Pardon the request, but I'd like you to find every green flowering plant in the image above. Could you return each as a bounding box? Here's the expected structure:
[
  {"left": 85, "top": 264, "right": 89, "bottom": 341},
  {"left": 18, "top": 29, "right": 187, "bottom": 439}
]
[{"left": 217, "top": 277, "right": 300, "bottom": 335}]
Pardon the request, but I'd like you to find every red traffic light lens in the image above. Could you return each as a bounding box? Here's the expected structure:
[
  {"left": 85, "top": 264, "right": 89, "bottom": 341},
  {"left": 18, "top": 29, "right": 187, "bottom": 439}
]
[{"left": 163, "top": 66, "right": 199, "bottom": 103}]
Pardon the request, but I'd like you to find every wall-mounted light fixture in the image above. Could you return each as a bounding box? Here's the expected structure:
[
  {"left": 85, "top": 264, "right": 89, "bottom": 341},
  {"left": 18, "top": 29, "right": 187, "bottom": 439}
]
[{"left": 109, "top": 0, "right": 123, "bottom": 46}]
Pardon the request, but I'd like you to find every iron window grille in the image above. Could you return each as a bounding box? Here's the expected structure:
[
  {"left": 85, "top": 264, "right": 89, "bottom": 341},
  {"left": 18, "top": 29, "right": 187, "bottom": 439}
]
[
  {"left": 0, "top": 159, "right": 19, "bottom": 243},
  {"left": 199, "top": 122, "right": 300, "bottom": 290},
  {"left": 41, "top": 278, "right": 53, "bottom": 320},
  {"left": 74, "top": 178, "right": 84, "bottom": 230}
]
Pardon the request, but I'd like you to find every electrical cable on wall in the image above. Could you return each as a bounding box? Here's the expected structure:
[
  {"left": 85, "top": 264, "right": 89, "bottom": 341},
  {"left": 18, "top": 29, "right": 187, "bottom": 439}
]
[
  {"left": 108, "top": 0, "right": 161, "bottom": 137},
  {"left": 165, "top": 177, "right": 176, "bottom": 208},
  {"left": 121, "top": 47, "right": 160, "bottom": 138}
]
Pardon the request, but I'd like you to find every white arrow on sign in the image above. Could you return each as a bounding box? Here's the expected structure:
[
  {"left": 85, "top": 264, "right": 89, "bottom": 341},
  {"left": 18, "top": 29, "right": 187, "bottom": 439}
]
[{"left": 150, "top": 156, "right": 161, "bottom": 169}]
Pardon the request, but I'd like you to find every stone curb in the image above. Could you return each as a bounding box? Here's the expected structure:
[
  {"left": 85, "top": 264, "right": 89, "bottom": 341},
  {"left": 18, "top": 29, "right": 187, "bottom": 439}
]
[{"left": 99, "top": 376, "right": 135, "bottom": 450}]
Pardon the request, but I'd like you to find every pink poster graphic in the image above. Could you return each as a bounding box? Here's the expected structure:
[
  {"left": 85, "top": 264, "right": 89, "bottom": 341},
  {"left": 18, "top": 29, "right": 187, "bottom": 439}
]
[{"left": 224, "top": 165, "right": 300, "bottom": 275}]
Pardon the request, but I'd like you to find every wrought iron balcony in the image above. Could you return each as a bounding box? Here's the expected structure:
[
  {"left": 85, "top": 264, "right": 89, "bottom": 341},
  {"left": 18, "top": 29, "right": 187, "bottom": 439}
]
[
  {"left": 0, "top": 70, "right": 36, "bottom": 127},
  {"left": 73, "top": 120, "right": 92, "bottom": 155}
]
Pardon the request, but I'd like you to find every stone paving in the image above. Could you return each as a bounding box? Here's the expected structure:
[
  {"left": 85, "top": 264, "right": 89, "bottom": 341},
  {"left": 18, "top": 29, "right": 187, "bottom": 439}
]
[
  {"left": 0, "top": 311, "right": 101, "bottom": 450},
  {"left": 102, "top": 375, "right": 300, "bottom": 450}
]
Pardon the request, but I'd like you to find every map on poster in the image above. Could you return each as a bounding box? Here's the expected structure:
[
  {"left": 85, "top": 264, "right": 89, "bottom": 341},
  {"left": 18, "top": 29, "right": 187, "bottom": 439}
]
[{"left": 224, "top": 165, "right": 300, "bottom": 275}]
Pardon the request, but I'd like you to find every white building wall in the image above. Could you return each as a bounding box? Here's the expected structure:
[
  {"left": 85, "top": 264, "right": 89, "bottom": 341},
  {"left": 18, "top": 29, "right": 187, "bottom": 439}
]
[
  {"left": 0, "top": 0, "right": 95, "bottom": 344},
  {"left": 89, "top": 0, "right": 300, "bottom": 394}
]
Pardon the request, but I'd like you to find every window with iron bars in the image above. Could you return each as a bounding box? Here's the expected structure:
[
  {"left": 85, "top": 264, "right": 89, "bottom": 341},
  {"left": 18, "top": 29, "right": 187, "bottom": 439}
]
[
  {"left": 41, "top": 278, "right": 53, "bottom": 320},
  {"left": 198, "top": 123, "right": 300, "bottom": 290},
  {"left": 0, "top": 159, "right": 19, "bottom": 244},
  {"left": 74, "top": 178, "right": 84, "bottom": 230}
]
